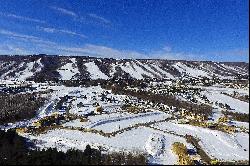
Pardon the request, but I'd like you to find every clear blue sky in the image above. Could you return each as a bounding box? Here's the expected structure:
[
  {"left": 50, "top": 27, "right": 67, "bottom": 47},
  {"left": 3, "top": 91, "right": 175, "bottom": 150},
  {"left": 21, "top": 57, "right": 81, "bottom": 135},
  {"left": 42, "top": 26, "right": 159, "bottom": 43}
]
[{"left": 0, "top": 0, "right": 248, "bottom": 62}]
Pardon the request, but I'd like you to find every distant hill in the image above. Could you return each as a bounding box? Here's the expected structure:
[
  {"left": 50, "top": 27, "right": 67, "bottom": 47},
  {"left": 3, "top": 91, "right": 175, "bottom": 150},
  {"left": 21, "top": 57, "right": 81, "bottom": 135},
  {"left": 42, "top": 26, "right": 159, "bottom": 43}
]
[{"left": 0, "top": 55, "right": 248, "bottom": 81}]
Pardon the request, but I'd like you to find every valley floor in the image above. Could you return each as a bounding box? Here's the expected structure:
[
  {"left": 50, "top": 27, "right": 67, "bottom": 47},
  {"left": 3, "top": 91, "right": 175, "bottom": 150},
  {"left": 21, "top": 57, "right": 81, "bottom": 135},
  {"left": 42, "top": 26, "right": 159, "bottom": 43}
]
[{"left": 0, "top": 79, "right": 249, "bottom": 165}]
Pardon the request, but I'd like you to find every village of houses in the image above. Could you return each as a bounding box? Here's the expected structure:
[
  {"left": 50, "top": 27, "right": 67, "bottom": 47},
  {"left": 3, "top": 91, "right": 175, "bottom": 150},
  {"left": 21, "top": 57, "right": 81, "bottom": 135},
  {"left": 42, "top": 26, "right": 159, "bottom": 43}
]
[{"left": 0, "top": 78, "right": 249, "bottom": 165}]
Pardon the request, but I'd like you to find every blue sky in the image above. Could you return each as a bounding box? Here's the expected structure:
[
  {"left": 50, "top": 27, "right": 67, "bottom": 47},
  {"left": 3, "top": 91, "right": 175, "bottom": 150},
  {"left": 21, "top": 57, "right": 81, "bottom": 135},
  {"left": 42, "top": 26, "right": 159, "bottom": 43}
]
[{"left": 0, "top": 0, "right": 248, "bottom": 62}]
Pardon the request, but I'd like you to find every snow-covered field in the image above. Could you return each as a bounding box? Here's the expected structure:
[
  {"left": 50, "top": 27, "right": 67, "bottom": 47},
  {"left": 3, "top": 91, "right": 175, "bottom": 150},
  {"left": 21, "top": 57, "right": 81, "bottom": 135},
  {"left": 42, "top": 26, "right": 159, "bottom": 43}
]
[
  {"left": 201, "top": 91, "right": 249, "bottom": 114},
  {"left": 0, "top": 79, "right": 248, "bottom": 165},
  {"left": 152, "top": 121, "right": 249, "bottom": 161},
  {"left": 193, "top": 85, "right": 249, "bottom": 95},
  {"left": 232, "top": 121, "right": 249, "bottom": 130},
  {"left": 16, "top": 59, "right": 43, "bottom": 81},
  {"left": 23, "top": 127, "right": 190, "bottom": 165},
  {"left": 84, "top": 111, "right": 170, "bottom": 133}
]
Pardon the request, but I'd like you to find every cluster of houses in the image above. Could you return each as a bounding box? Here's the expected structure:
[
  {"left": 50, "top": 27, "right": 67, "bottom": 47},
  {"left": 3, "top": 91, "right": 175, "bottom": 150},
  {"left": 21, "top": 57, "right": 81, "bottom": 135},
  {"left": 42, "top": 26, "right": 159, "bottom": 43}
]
[
  {"left": 124, "top": 96, "right": 174, "bottom": 113},
  {"left": 132, "top": 82, "right": 201, "bottom": 105}
]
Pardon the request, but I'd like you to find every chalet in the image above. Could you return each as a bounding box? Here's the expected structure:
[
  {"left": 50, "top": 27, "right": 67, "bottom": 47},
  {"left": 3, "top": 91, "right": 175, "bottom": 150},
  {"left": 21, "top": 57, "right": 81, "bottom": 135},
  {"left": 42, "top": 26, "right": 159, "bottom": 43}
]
[
  {"left": 64, "top": 95, "right": 73, "bottom": 100},
  {"left": 69, "top": 90, "right": 81, "bottom": 95},
  {"left": 84, "top": 110, "right": 95, "bottom": 116},
  {"left": 65, "top": 99, "right": 72, "bottom": 104},
  {"left": 138, "top": 100, "right": 146, "bottom": 105},
  {"left": 170, "top": 106, "right": 177, "bottom": 112}
]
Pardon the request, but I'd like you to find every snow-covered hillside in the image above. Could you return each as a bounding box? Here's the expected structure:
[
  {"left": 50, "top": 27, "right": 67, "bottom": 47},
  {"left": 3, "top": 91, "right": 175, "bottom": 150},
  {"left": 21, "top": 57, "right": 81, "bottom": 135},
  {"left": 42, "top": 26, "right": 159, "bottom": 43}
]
[
  {"left": 0, "top": 55, "right": 248, "bottom": 81},
  {"left": 57, "top": 58, "right": 80, "bottom": 80}
]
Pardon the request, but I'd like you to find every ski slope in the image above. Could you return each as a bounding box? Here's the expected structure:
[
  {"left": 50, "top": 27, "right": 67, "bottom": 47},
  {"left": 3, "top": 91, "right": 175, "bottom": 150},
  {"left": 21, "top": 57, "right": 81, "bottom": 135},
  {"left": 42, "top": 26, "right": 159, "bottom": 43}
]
[
  {"left": 84, "top": 61, "right": 109, "bottom": 80},
  {"left": 57, "top": 58, "right": 80, "bottom": 80}
]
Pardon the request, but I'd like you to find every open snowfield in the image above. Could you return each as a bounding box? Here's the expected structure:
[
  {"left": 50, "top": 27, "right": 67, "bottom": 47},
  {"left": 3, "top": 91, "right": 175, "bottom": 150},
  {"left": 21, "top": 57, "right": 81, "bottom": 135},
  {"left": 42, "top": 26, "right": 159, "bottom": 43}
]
[
  {"left": 0, "top": 62, "right": 25, "bottom": 80},
  {"left": 220, "top": 64, "right": 248, "bottom": 75},
  {"left": 152, "top": 121, "right": 249, "bottom": 161},
  {"left": 193, "top": 85, "right": 249, "bottom": 95},
  {"left": 201, "top": 91, "right": 249, "bottom": 114},
  {"left": 86, "top": 111, "right": 170, "bottom": 133},
  {"left": 23, "top": 127, "right": 190, "bottom": 165},
  {"left": 232, "top": 121, "right": 249, "bottom": 130},
  {"left": 63, "top": 110, "right": 172, "bottom": 133},
  {"left": 105, "top": 61, "right": 175, "bottom": 80}
]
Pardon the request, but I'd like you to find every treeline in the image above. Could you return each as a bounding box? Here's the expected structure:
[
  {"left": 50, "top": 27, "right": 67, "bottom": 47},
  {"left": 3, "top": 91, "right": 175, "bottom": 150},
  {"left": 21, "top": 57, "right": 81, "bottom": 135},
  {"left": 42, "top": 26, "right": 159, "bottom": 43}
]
[
  {"left": 0, "top": 93, "right": 45, "bottom": 125},
  {"left": 222, "top": 111, "right": 249, "bottom": 122},
  {"left": 0, "top": 130, "right": 147, "bottom": 165}
]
